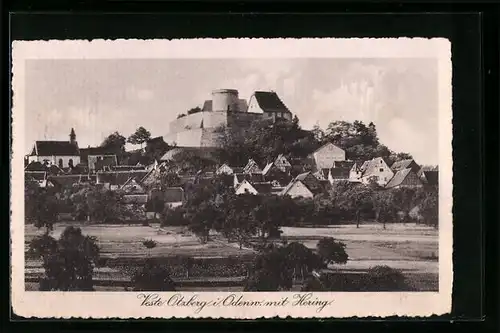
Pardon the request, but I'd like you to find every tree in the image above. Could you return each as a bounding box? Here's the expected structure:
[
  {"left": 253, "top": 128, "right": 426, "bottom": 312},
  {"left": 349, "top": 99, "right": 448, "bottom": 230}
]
[
  {"left": 187, "top": 106, "right": 202, "bottom": 115},
  {"left": 132, "top": 258, "right": 176, "bottom": 291},
  {"left": 185, "top": 201, "right": 218, "bottom": 243},
  {"left": 30, "top": 226, "right": 100, "bottom": 291},
  {"left": 222, "top": 194, "right": 259, "bottom": 249},
  {"left": 284, "top": 242, "right": 324, "bottom": 281},
  {"left": 419, "top": 189, "right": 438, "bottom": 229},
  {"left": 128, "top": 126, "right": 152, "bottom": 148},
  {"left": 336, "top": 184, "right": 373, "bottom": 228},
  {"left": 25, "top": 180, "right": 59, "bottom": 233},
  {"left": 142, "top": 239, "right": 157, "bottom": 257},
  {"left": 372, "top": 190, "right": 398, "bottom": 229},
  {"left": 244, "top": 246, "right": 294, "bottom": 291},
  {"left": 101, "top": 131, "right": 126, "bottom": 153},
  {"left": 392, "top": 187, "right": 419, "bottom": 222},
  {"left": 177, "top": 113, "right": 186, "bottom": 119},
  {"left": 316, "top": 237, "right": 348, "bottom": 266}
]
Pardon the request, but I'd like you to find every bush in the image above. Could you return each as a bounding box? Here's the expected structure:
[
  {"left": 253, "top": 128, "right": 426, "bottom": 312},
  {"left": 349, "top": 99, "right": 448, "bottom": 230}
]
[
  {"left": 302, "top": 266, "right": 411, "bottom": 292},
  {"left": 365, "top": 265, "right": 407, "bottom": 291},
  {"left": 132, "top": 259, "right": 176, "bottom": 291}
]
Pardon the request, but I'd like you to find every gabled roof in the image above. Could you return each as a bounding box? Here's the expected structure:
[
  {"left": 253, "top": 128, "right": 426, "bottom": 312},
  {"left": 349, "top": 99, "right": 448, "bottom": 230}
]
[
  {"left": 25, "top": 161, "right": 47, "bottom": 172},
  {"left": 33, "top": 141, "right": 79, "bottom": 156},
  {"left": 262, "top": 162, "right": 274, "bottom": 176},
  {"left": 280, "top": 179, "right": 315, "bottom": 197},
  {"left": 274, "top": 154, "right": 291, "bottom": 167},
  {"left": 391, "top": 159, "right": 420, "bottom": 172},
  {"left": 48, "top": 174, "right": 86, "bottom": 187},
  {"left": 309, "top": 142, "right": 345, "bottom": 156},
  {"left": 385, "top": 168, "right": 412, "bottom": 188},
  {"left": 361, "top": 157, "right": 391, "bottom": 177},
  {"left": 243, "top": 159, "right": 262, "bottom": 174},
  {"left": 294, "top": 171, "right": 325, "bottom": 194},
  {"left": 252, "top": 91, "right": 291, "bottom": 113}
]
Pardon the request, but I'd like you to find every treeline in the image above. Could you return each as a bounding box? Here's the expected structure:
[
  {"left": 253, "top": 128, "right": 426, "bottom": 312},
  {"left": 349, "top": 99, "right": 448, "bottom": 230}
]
[{"left": 215, "top": 118, "right": 415, "bottom": 167}]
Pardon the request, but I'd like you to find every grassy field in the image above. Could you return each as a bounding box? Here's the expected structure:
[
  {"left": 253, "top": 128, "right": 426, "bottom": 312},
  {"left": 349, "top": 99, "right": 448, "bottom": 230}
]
[{"left": 25, "top": 222, "right": 439, "bottom": 290}]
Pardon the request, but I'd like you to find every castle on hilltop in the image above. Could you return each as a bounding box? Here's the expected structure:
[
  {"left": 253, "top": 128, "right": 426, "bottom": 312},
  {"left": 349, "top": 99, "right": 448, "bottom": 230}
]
[{"left": 164, "top": 89, "right": 293, "bottom": 148}]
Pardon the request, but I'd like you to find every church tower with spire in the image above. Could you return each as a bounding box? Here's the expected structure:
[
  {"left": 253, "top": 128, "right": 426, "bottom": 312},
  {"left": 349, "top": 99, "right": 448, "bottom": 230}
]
[{"left": 69, "top": 128, "right": 77, "bottom": 146}]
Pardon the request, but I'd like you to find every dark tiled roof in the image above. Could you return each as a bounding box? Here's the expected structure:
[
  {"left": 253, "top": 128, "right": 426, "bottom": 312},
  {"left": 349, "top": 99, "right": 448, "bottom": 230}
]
[
  {"left": 34, "top": 141, "right": 79, "bottom": 156},
  {"left": 333, "top": 160, "right": 355, "bottom": 169},
  {"left": 295, "top": 171, "right": 324, "bottom": 194},
  {"left": 422, "top": 171, "right": 438, "bottom": 185},
  {"left": 329, "top": 167, "right": 351, "bottom": 179},
  {"left": 25, "top": 161, "right": 46, "bottom": 172},
  {"left": 253, "top": 91, "right": 291, "bottom": 113},
  {"left": 48, "top": 175, "right": 86, "bottom": 187},
  {"left": 80, "top": 147, "right": 117, "bottom": 163},
  {"left": 391, "top": 159, "right": 420, "bottom": 172},
  {"left": 385, "top": 169, "right": 412, "bottom": 188},
  {"left": 252, "top": 182, "right": 273, "bottom": 194}
]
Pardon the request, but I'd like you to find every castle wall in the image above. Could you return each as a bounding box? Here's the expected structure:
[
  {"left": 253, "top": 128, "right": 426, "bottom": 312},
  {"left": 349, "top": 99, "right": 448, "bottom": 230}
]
[{"left": 227, "top": 111, "right": 263, "bottom": 128}]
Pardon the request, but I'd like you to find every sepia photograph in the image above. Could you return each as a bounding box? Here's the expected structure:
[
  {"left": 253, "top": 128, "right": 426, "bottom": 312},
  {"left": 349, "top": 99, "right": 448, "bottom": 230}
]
[{"left": 11, "top": 38, "right": 452, "bottom": 318}]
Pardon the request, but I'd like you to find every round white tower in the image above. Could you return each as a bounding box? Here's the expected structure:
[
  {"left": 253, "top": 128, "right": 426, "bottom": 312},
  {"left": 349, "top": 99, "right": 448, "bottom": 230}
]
[{"left": 212, "top": 89, "right": 239, "bottom": 112}]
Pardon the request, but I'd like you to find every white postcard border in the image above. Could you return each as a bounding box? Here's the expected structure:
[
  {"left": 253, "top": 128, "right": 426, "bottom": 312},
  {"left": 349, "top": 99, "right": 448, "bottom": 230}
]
[{"left": 11, "top": 38, "right": 453, "bottom": 319}]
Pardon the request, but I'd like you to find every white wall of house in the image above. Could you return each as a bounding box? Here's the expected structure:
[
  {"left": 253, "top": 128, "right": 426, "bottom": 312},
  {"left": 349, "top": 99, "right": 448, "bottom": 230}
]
[
  {"left": 312, "top": 143, "right": 346, "bottom": 169},
  {"left": 235, "top": 180, "right": 258, "bottom": 195},
  {"left": 28, "top": 155, "right": 80, "bottom": 168},
  {"left": 283, "top": 181, "right": 314, "bottom": 199},
  {"left": 216, "top": 164, "right": 234, "bottom": 175},
  {"left": 247, "top": 95, "right": 264, "bottom": 114},
  {"left": 362, "top": 160, "right": 394, "bottom": 186}
]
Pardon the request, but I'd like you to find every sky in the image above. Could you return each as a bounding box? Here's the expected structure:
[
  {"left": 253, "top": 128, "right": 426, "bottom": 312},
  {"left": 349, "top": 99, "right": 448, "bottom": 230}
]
[{"left": 24, "top": 58, "right": 438, "bottom": 164}]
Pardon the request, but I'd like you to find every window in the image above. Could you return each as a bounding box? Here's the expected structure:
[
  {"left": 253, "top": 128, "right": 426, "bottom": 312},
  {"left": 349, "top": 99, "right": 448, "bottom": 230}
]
[{"left": 379, "top": 168, "right": 384, "bottom": 172}]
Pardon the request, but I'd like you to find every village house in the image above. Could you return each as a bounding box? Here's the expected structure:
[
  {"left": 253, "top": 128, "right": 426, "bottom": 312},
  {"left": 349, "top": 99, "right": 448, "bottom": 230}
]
[
  {"left": 280, "top": 171, "right": 328, "bottom": 199},
  {"left": 27, "top": 128, "right": 80, "bottom": 169},
  {"left": 96, "top": 170, "right": 149, "bottom": 190},
  {"left": 385, "top": 168, "right": 424, "bottom": 189},
  {"left": 215, "top": 163, "right": 244, "bottom": 176},
  {"left": 308, "top": 142, "right": 346, "bottom": 170},
  {"left": 243, "top": 159, "right": 262, "bottom": 174},
  {"left": 233, "top": 173, "right": 265, "bottom": 189},
  {"left": 262, "top": 160, "right": 292, "bottom": 187},
  {"left": 235, "top": 179, "right": 273, "bottom": 195},
  {"left": 273, "top": 154, "right": 292, "bottom": 173},
  {"left": 358, "top": 157, "right": 394, "bottom": 186},
  {"left": 247, "top": 91, "right": 293, "bottom": 122}
]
